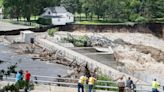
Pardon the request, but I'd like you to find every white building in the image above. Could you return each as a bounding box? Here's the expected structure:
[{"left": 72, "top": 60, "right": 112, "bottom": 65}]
[
  {"left": 0, "top": 8, "right": 3, "bottom": 19},
  {"left": 41, "top": 6, "right": 74, "bottom": 25},
  {"left": 20, "top": 31, "right": 35, "bottom": 44}
]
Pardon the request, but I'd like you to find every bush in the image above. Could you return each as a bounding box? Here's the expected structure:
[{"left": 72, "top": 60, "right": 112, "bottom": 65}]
[
  {"left": 2, "top": 80, "right": 34, "bottom": 92},
  {"left": 48, "top": 28, "right": 59, "bottom": 37},
  {"left": 74, "top": 41, "right": 84, "bottom": 47},
  {"left": 135, "top": 16, "right": 147, "bottom": 22},
  {"left": 64, "top": 35, "right": 91, "bottom": 47},
  {"left": 37, "top": 17, "right": 52, "bottom": 25},
  {"left": 3, "top": 84, "right": 19, "bottom": 92},
  {"left": 95, "top": 74, "right": 118, "bottom": 91},
  {"left": 129, "top": 14, "right": 147, "bottom": 22},
  {"left": 129, "top": 14, "right": 139, "bottom": 22}
]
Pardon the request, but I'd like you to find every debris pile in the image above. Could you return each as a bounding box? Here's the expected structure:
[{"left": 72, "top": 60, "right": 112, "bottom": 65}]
[
  {"left": 89, "top": 35, "right": 114, "bottom": 47},
  {"left": 32, "top": 48, "right": 98, "bottom": 78}
]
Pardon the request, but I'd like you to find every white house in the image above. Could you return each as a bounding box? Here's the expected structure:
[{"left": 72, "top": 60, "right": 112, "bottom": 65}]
[
  {"left": 0, "top": 8, "right": 3, "bottom": 19},
  {"left": 41, "top": 6, "right": 74, "bottom": 25}
]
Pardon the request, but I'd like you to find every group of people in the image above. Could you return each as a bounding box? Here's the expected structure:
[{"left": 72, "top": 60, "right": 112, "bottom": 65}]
[
  {"left": 117, "top": 77, "right": 135, "bottom": 92},
  {"left": 14, "top": 69, "right": 161, "bottom": 92},
  {"left": 16, "top": 70, "right": 31, "bottom": 92},
  {"left": 117, "top": 76, "right": 161, "bottom": 92},
  {"left": 16, "top": 70, "right": 31, "bottom": 82},
  {"left": 78, "top": 74, "right": 96, "bottom": 92}
]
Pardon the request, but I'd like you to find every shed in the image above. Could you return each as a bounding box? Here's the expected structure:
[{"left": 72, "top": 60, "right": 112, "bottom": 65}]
[{"left": 20, "top": 31, "right": 35, "bottom": 44}]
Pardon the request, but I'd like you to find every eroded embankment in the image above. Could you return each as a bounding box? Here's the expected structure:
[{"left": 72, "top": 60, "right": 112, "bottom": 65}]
[{"left": 59, "top": 23, "right": 164, "bottom": 39}]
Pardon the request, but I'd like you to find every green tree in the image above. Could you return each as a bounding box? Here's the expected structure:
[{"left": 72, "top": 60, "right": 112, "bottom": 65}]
[
  {"left": 3, "top": 0, "right": 22, "bottom": 20},
  {"left": 61, "top": 0, "right": 78, "bottom": 14},
  {"left": 2, "top": 0, "right": 164, "bottom": 23}
]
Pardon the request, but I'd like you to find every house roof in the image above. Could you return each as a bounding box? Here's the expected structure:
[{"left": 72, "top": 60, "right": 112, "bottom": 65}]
[{"left": 45, "top": 6, "right": 67, "bottom": 13}]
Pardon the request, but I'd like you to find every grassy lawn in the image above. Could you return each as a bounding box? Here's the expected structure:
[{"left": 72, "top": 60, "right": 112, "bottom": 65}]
[
  {"left": 0, "top": 0, "right": 2, "bottom": 7},
  {"left": 19, "top": 16, "right": 39, "bottom": 21},
  {"left": 75, "top": 13, "right": 86, "bottom": 17},
  {"left": 76, "top": 21, "right": 136, "bottom": 26}
]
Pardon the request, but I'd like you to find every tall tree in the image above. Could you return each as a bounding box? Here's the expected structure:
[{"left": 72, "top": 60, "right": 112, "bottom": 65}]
[
  {"left": 61, "top": 0, "right": 78, "bottom": 14},
  {"left": 3, "top": 0, "right": 22, "bottom": 20}
]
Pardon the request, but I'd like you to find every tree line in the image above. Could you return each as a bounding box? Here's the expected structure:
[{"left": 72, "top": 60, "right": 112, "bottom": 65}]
[{"left": 2, "top": 0, "right": 164, "bottom": 22}]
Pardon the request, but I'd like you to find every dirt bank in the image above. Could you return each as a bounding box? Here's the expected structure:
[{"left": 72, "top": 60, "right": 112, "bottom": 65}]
[{"left": 59, "top": 23, "right": 164, "bottom": 39}]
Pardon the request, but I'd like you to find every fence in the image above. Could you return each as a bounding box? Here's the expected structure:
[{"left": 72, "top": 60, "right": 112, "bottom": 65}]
[{"left": 1, "top": 75, "right": 164, "bottom": 92}]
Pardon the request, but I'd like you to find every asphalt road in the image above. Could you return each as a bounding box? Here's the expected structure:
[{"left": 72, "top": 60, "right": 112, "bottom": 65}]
[
  {"left": 0, "top": 21, "right": 33, "bottom": 31},
  {"left": 0, "top": 43, "right": 69, "bottom": 78}
]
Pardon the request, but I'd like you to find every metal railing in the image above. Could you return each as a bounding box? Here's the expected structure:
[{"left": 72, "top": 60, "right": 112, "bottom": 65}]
[
  {"left": 1, "top": 75, "right": 164, "bottom": 92},
  {"left": 1, "top": 75, "right": 118, "bottom": 91}
]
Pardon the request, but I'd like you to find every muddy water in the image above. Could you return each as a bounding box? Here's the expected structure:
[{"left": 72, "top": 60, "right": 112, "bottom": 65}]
[
  {"left": 71, "top": 47, "right": 164, "bottom": 85},
  {"left": 0, "top": 43, "right": 69, "bottom": 77}
]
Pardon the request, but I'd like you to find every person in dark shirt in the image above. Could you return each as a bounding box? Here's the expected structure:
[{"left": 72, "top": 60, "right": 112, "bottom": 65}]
[
  {"left": 126, "top": 77, "right": 134, "bottom": 92},
  {"left": 19, "top": 70, "right": 24, "bottom": 80}
]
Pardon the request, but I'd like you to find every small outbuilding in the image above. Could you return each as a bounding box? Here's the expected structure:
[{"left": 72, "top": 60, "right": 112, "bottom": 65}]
[
  {"left": 41, "top": 6, "right": 74, "bottom": 25},
  {"left": 20, "top": 31, "right": 35, "bottom": 44}
]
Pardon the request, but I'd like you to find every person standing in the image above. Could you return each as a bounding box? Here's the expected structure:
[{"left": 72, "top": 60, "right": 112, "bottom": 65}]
[
  {"left": 0, "top": 71, "right": 3, "bottom": 81},
  {"left": 126, "top": 77, "right": 134, "bottom": 92},
  {"left": 117, "top": 77, "right": 125, "bottom": 92},
  {"left": 152, "top": 79, "right": 160, "bottom": 92},
  {"left": 78, "top": 75, "right": 88, "bottom": 92},
  {"left": 19, "top": 70, "right": 24, "bottom": 80},
  {"left": 15, "top": 71, "right": 21, "bottom": 82},
  {"left": 24, "top": 71, "right": 31, "bottom": 92},
  {"left": 25, "top": 71, "right": 31, "bottom": 82},
  {"left": 88, "top": 75, "right": 96, "bottom": 92}
]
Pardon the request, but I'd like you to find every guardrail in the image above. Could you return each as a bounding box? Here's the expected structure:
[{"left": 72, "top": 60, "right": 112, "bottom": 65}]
[
  {"left": 1, "top": 75, "right": 164, "bottom": 92},
  {"left": 1, "top": 75, "right": 118, "bottom": 91}
]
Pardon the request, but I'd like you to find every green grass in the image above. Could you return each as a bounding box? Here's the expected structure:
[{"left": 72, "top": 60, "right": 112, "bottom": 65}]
[
  {"left": 75, "top": 13, "right": 87, "bottom": 17},
  {"left": 76, "top": 21, "right": 136, "bottom": 26},
  {"left": 0, "top": 0, "right": 3, "bottom": 7},
  {"left": 19, "top": 16, "right": 39, "bottom": 21}
]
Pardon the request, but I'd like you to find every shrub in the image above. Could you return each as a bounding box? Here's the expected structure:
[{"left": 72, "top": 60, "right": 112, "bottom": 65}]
[
  {"left": 47, "top": 28, "right": 59, "bottom": 37},
  {"left": 95, "top": 74, "right": 118, "bottom": 91},
  {"left": 129, "top": 14, "right": 147, "bottom": 22},
  {"left": 3, "top": 84, "right": 19, "bottom": 92},
  {"left": 135, "top": 16, "right": 147, "bottom": 22},
  {"left": 129, "top": 14, "right": 140, "bottom": 22},
  {"left": 2, "top": 80, "right": 34, "bottom": 92},
  {"left": 74, "top": 41, "right": 84, "bottom": 47},
  {"left": 64, "top": 35, "right": 91, "bottom": 47},
  {"left": 37, "top": 17, "right": 52, "bottom": 25}
]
